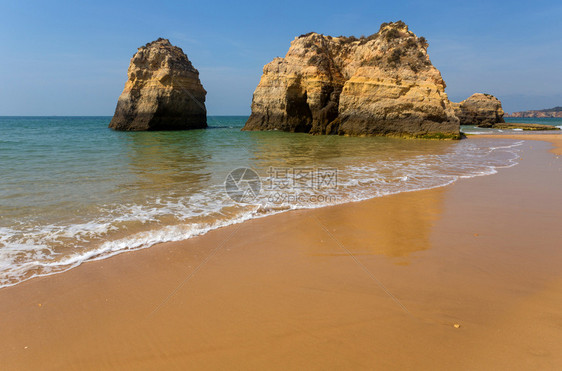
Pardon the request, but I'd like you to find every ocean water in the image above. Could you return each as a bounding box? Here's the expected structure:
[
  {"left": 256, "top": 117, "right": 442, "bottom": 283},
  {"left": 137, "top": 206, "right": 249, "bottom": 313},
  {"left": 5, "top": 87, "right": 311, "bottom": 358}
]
[
  {"left": 462, "top": 117, "right": 562, "bottom": 134},
  {"left": 0, "top": 116, "right": 523, "bottom": 288},
  {"left": 505, "top": 117, "right": 562, "bottom": 126}
]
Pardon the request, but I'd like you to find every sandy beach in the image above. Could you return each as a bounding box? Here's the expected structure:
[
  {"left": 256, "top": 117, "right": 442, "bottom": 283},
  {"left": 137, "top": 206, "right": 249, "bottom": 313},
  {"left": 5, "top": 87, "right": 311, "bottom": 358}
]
[
  {"left": 472, "top": 133, "right": 562, "bottom": 155},
  {"left": 1, "top": 134, "right": 561, "bottom": 370}
]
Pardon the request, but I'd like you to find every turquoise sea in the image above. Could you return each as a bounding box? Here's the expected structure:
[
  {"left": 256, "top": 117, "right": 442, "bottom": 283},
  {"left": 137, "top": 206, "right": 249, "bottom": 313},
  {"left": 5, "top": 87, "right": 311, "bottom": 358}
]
[
  {"left": 504, "top": 117, "right": 562, "bottom": 126},
  {"left": 462, "top": 117, "right": 562, "bottom": 134},
  {"left": 0, "top": 116, "right": 528, "bottom": 287}
]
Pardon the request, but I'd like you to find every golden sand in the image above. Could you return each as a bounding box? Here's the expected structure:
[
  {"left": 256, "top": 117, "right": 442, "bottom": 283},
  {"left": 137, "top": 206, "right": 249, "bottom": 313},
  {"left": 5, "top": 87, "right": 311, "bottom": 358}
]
[{"left": 1, "top": 136, "right": 561, "bottom": 370}]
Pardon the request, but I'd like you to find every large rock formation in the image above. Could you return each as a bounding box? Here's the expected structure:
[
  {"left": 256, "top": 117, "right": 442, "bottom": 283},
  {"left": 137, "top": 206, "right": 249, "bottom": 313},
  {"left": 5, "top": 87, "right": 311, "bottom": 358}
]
[
  {"left": 243, "top": 21, "right": 460, "bottom": 138},
  {"left": 109, "top": 38, "right": 207, "bottom": 131},
  {"left": 452, "top": 93, "right": 505, "bottom": 127}
]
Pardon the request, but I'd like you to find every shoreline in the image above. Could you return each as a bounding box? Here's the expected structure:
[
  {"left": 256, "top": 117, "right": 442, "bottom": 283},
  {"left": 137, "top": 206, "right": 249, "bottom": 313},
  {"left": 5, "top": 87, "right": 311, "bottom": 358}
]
[
  {"left": 469, "top": 133, "right": 562, "bottom": 155},
  {"left": 1, "top": 134, "right": 561, "bottom": 369},
  {"left": 0, "top": 133, "right": 558, "bottom": 291},
  {"left": 0, "top": 134, "right": 523, "bottom": 291}
]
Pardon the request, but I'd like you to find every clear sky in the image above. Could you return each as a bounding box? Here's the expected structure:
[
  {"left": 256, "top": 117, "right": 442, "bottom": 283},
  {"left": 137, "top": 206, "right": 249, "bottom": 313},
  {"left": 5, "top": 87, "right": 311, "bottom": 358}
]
[{"left": 0, "top": 0, "right": 560, "bottom": 115}]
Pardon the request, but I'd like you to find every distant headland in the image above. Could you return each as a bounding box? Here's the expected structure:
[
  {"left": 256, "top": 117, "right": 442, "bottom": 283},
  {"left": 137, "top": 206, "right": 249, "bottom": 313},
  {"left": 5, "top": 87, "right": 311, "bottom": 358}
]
[{"left": 506, "top": 107, "right": 562, "bottom": 118}]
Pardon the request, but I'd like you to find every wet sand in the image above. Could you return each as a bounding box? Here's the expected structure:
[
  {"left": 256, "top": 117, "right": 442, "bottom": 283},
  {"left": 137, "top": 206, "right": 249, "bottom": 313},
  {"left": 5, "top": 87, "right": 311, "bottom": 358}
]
[
  {"left": 471, "top": 133, "right": 562, "bottom": 155},
  {"left": 1, "top": 137, "right": 562, "bottom": 370}
]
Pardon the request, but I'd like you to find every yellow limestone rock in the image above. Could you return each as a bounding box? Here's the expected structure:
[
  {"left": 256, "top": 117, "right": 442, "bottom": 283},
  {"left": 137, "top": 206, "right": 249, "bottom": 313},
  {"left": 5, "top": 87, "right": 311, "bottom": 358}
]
[
  {"left": 452, "top": 93, "right": 505, "bottom": 127},
  {"left": 109, "top": 38, "right": 207, "bottom": 131},
  {"left": 243, "top": 21, "right": 460, "bottom": 138}
]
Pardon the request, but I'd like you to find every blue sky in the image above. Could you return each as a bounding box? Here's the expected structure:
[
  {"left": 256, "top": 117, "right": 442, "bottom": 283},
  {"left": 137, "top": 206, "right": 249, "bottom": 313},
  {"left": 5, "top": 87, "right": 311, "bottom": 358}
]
[{"left": 0, "top": 0, "right": 560, "bottom": 115}]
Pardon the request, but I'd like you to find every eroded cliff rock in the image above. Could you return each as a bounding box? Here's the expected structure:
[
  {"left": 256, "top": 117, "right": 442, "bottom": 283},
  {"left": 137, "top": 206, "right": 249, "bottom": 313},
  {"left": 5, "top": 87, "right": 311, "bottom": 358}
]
[
  {"left": 452, "top": 93, "right": 504, "bottom": 127},
  {"left": 109, "top": 38, "right": 207, "bottom": 131},
  {"left": 243, "top": 21, "right": 460, "bottom": 138}
]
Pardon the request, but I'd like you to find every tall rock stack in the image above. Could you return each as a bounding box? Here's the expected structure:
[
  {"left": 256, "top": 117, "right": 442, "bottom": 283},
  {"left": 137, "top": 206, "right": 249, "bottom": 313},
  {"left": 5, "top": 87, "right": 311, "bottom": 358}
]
[
  {"left": 109, "top": 38, "right": 207, "bottom": 131},
  {"left": 452, "top": 93, "right": 505, "bottom": 127},
  {"left": 243, "top": 21, "right": 460, "bottom": 138}
]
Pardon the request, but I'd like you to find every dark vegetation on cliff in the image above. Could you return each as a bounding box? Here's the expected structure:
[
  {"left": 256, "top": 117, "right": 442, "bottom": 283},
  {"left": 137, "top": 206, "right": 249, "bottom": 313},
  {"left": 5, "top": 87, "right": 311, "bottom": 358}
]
[{"left": 534, "top": 106, "right": 562, "bottom": 112}]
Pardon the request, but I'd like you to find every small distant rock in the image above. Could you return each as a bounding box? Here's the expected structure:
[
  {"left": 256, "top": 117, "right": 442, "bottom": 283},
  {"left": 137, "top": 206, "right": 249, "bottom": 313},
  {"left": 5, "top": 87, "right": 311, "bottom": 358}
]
[
  {"left": 452, "top": 93, "right": 505, "bottom": 127},
  {"left": 109, "top": 38, "right": 207, "bottom": 131}
]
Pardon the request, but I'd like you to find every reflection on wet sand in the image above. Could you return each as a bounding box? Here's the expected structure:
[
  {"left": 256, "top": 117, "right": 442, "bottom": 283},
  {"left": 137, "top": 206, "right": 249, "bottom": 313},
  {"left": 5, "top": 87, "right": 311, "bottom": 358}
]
[{"left": 308, "top": 187, "right": 445, "bottom": 262}]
